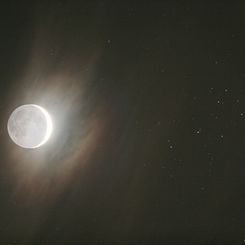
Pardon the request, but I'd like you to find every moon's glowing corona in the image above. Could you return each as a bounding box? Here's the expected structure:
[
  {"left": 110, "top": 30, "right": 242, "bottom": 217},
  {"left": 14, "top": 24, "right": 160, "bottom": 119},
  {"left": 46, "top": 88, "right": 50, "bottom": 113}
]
[{"left": 7, "top": 104, "right": 53, "bottom": 149}]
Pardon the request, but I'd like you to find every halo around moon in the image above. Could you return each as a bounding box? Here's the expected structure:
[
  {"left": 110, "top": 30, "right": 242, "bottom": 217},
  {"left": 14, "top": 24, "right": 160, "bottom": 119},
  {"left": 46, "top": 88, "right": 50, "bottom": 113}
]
[{"left": 7, "top": 104, "right": 53, "bottom": 149}]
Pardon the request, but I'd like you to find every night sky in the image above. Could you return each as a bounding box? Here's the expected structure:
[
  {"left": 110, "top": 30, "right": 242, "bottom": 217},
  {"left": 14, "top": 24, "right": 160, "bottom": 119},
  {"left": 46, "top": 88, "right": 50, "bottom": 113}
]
[{"left": 0, "top": 1, "right": 245, "bottom": 244}]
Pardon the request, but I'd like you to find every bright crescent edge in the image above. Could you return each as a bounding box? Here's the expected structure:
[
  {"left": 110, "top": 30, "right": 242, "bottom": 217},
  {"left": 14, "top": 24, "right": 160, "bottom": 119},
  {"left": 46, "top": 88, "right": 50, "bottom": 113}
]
[{"left": 33, "top": 105, "right": 53, "bottom": 148}]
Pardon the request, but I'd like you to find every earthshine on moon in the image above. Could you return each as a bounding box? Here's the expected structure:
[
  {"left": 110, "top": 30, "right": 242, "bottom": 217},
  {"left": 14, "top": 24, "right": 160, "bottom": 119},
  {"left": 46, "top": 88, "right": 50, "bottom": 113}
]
[{"left": 7, "top": 104, "right": 53, "bottom": 149}]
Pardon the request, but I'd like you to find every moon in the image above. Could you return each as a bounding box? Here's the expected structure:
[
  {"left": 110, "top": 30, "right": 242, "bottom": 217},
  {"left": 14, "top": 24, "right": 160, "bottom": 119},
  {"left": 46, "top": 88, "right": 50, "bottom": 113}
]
[{"left": 7, "top": 104, "right": 53, "bottom": 149}]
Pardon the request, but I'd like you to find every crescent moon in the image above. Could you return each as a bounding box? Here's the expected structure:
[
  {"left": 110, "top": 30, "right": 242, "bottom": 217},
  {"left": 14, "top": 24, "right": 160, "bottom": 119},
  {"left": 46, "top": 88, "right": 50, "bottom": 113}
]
[
  {"left": 34, "top": 105, "right": 53, "bottom": 148},
  {"left": 7, "top": 104, "right": 53, "bottom": 149}
]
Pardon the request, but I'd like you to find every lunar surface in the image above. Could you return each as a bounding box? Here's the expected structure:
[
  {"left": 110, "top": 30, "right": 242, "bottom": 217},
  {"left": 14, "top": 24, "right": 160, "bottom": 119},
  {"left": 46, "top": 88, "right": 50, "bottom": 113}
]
[{"left": 7, "top": 104, "right": 53, "bottom": 148}]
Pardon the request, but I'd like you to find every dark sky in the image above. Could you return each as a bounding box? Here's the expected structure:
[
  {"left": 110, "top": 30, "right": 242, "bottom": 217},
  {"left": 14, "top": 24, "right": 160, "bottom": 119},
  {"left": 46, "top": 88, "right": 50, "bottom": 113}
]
[{"left": 0, "top": 1, "right": 245, "bottom": 244}]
